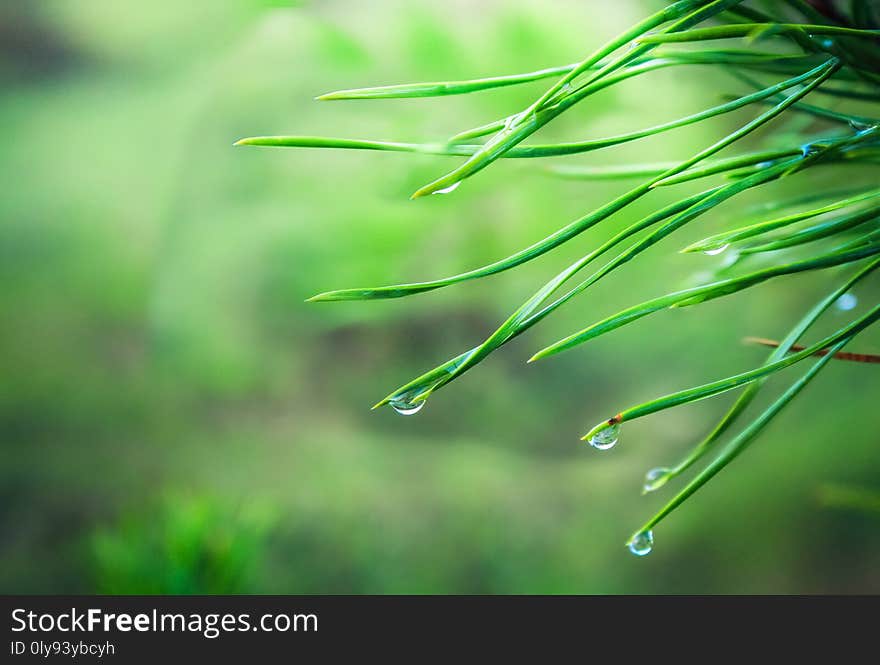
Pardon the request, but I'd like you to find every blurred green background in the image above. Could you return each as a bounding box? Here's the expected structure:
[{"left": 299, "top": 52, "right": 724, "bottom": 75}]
[{"left": 2, "top": 0, "right": 878, "bottom": 594}]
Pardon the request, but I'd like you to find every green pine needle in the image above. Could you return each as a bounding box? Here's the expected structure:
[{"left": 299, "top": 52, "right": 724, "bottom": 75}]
[{"left": 240, "top": 0, "right": 880, "bottom": 551}]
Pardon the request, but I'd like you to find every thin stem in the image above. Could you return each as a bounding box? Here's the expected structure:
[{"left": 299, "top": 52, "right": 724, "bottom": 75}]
[{"left": 743, "top": 336, "right": 880, "bottom": 363}]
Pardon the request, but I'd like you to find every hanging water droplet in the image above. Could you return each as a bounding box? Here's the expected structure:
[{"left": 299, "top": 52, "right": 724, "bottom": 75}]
[
  {"left": 835, "top": 292, "right": 857, "bottom": 312},
  {"left": 628, "top": 530, "right": 654, "bottom": 557},
  {"left": 643, "top": 467, "right": 672, "bottom": 493},
  {"left": 389, "top": 397, "right": 425, "bottom": 416},
  {"left": 432, "top": 181, "right": 460, "bottom": 195},
  {"left": 703, "top": 243, "right": 729, "bottom": 256},
  {"left": 588, "top": 422, "right": 620, "bottom": 451}
]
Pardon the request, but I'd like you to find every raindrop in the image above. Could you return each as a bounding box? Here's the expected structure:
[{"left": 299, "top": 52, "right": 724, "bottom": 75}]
[
  {"left": 432, "top": 182, "right": 461, "bottom": 195},
  {"left": 628, "top": 530, "right": 654, "bottom": 557},
  {"left": 643, "top": 467, "right": 672, "bottom": 493},
  {"left": 588, "top": 422, "right": 620, "bottom": 451},
  {"left": 389, "top": 397, "right": 425, "bottom": 416},
  {"left": 835, "top": 292, "right": 857, "bottom": 312},
  {"left": 703, "top": 243, "right": 729, "bottom": 256}
]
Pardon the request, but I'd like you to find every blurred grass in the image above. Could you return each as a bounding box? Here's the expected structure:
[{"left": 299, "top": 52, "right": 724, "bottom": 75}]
[{"left": 0, "top": 0, "right": 878, "bottom": 593}]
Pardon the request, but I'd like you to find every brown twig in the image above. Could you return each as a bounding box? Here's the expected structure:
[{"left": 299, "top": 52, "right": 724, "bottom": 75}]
[{"left": 743, "top": 336, "right": 880, "bottom": 363}]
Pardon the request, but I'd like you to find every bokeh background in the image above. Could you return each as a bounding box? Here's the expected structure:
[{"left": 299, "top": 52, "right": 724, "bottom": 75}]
[{"left": 2, "top": 0, "right": 878, "bottom": 594}]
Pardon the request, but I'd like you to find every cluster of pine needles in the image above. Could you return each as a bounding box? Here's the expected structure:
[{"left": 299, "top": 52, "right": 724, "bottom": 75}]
[{"left": 237, "top": 0, "right": 880, "bottom": 554}]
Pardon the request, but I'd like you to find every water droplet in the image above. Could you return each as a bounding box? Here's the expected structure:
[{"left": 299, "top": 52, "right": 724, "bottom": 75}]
[
  {"left": 849, "top": 119, "right": 871, "bottom": 132},
  {"left": 389, "top": 397, "right": 425, "bottom": 416},
  {"left": 801, "top": 143, "right": 822, "bottom": 158},
  {"left": 820, "top": 38, "right": 834, "bottom": 49},
  {"left": 703, "top": 243, "right": 729, "bottom": 256},
  {"left": 835, "top": 292, "right": 857, "bottom": 312},
  {"left": 588, "top": 422, "right": 620, "bottom": 451},
  {"left": 432, "top": 182, "right": 460, "bottom": 195},
  {"left": 628, "top": 530, "right": 654, "bottom": 557},
  {"left": 643, "top": 467, "right": 671, "bottom": 493}
]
